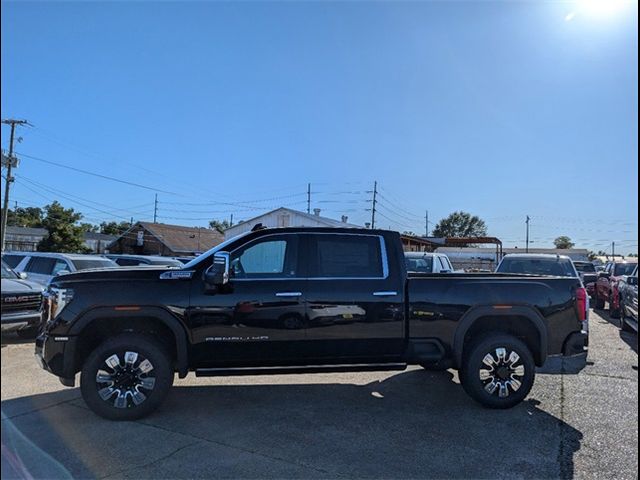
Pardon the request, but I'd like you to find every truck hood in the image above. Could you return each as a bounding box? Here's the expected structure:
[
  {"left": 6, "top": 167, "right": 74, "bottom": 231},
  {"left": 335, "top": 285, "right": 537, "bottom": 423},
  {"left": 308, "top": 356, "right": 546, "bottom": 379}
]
[
  {"left": 1, "top": 278, "right": 45, "bottom": 295},
  {"left": 50, "top": 266, "right": 184, "bottom": 285}
]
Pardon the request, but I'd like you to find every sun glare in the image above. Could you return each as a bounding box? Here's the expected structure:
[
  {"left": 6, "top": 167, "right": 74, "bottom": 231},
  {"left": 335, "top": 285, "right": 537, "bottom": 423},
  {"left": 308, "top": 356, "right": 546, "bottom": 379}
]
[{"left": 565, "top": 0, "right": 634, "bottom": 21}]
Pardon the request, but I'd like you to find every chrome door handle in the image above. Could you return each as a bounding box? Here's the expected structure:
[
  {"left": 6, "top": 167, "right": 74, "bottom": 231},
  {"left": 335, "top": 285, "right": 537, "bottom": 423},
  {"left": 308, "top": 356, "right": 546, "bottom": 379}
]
[
  {"left": 373, "top": 291, "right": 398, "bottom": 297},
  {"left": 275, "top": 292, "right": 302, "bottom": 297}
]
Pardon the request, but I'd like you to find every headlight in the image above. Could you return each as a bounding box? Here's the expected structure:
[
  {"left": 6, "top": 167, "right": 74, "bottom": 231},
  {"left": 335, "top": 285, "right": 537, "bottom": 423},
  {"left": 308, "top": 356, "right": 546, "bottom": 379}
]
[{"left": 47, "top": 287, "right": 75, "bottom": 320}]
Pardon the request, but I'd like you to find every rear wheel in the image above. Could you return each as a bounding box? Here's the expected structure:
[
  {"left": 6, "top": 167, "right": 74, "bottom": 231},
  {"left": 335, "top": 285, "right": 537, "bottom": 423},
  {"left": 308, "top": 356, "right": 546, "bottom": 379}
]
[
  {"left": 460, "top": 334, "right": 535, "bottom": 409},
  {"left": 80, "top": 334, "right": 173, "bottom": 421}
]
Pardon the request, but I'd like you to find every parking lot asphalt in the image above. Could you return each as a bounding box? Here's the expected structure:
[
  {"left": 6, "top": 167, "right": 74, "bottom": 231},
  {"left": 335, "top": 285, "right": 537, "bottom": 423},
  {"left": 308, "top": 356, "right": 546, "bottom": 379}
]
[{"left": 1, "top": 308, "right": 637, "bottom": 480}]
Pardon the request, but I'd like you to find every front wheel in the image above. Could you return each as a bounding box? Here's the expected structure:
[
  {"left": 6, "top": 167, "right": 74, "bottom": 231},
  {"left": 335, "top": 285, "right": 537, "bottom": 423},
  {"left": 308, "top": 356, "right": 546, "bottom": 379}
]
[
  {"left": 80, "top": 334, "right": 174, "bottom": 421},
  {"left": 460, "top": 334, "right": 535, "bottom": 409}
]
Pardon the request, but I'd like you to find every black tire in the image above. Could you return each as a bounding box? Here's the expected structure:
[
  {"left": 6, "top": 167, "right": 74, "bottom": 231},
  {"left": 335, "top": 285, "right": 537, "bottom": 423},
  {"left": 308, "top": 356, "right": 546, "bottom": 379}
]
[
  {"left": 80, "top": 334, "right": 173, "bottom": 421},
  {"left": 595, "top": 295, "right": 605, "bottom": 309},
  {"left": 460, "top": 334, "right": 535, "bottom": 409}
]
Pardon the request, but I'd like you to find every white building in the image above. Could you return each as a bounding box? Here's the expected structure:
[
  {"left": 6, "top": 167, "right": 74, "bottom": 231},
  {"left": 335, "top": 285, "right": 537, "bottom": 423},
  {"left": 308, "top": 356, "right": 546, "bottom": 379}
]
[{"left": 224, "top": 207, "right": 360, "bottom": 240}]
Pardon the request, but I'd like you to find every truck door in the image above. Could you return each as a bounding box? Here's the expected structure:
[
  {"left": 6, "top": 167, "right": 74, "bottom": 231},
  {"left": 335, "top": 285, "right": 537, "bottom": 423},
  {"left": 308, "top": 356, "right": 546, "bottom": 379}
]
[
  {"left": 303, "top": 233, "right": 405, "bottom": 362},
  {"left": 187, "top": 233, "right": 308, "bottom": 367}
]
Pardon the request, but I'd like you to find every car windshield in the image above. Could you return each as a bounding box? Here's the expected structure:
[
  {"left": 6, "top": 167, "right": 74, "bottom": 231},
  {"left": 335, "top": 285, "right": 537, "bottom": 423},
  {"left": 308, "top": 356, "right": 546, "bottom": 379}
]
[
  {"left": 1, "top": 261, "right": 19, "bottom": 279},
  {"left": 405, "top": 256, "right": 434, "bottom": 273},
  {"left": 614, "top": 263, "right": 637, "bottom": 276},
  {"left": 497, "top": 258, "right": 577, "bottom": 277},
  {"left": 72, "top": 259, "right": 118, "bottom": 271},
  {"left": 574, "top": 262, "right": 596, "bottom": 273}
]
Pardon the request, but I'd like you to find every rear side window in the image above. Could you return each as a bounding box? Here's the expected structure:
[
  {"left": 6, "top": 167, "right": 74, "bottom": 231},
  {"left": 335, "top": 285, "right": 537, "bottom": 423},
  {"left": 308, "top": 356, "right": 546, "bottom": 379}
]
[
  {"left": 497, "top": 258, "right": 576, "bottom": 277},
  {"left": 310, "top": 234, "right": 384, "bottom": 278},
  {"left": 406, "top": 256, "right": 433, "bottom": 273},
  {"left": 2, "top": 254, "right": 25, "bottom": 269},
  {"left": 72, "top": 259, "right": 117, "bottom": 270},
  {"left": 25, "top": 257, "right": 56, "bottom": 275}
]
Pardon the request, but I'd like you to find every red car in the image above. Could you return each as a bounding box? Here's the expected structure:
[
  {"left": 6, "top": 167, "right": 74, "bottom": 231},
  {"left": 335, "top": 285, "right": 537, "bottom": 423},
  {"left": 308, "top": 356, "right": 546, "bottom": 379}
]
[{"left": 594, "top": 260, "right": 638, "bottom": 317}]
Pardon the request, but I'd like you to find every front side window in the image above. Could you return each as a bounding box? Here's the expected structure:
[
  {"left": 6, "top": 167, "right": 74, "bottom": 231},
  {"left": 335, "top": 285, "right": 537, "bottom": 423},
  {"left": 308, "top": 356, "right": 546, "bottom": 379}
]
[
  {"left": 310, "top": 234, "right": 383, "bottom": 278},
  {"left": 231, "top": 236, "right": 298, "bottom": 279},
  {"left": 52, "top": 259, "right": 70, "bottom": 275}
]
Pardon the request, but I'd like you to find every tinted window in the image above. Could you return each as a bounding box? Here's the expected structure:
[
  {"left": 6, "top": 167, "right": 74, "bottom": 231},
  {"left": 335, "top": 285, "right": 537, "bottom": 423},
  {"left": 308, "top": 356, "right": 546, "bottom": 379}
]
[
  {"left": 438, "top": 257, "right": 449, "bottom": 271},
  {"left": 614, "top": 264, "right": 637, "bottom": 276},
  {"left": 310, "top": 234, "right": 383, "bottom": 278},
  {"left": 231, "top": 236, "right": 298, "bottom": 279},
  {"left": 25, "top": 257, "right": 56, "bottom": 274},
  {"left": 497, "top": 258, "right": 577, "bottom": 277},
  {"left": 72, "top": 259, "right": 118, "bottom": 270},
  {"left": 406, "top": 256, "right": 433, "bottom": 273},
  {"left": 2, "top": 254, "right": 25, "bottom": 269}
]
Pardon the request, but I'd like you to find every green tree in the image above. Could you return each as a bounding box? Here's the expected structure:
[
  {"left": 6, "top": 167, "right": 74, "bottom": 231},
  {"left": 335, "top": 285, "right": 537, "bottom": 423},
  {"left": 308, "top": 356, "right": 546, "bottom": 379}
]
[
  {"left": 432, "top": 211, "right": 488, "bottom": 238},
  {"left": 37, "top": 201, "right": 90, "bottom": 253},
  {"left": 79, "top": 223, "right": 99, "bottom": 233},
  {"left": 209, "top": 219, "right": 231, "bottom": 234},
  {"left": 99, "top": 221, "right": 132, "bottom": 235},
  {"left": 7, "top": 206, "right": 44, "bottom": 227},
  {"left": 553, "top": 236, "right": 575, "bottom": 249},
  {"left": 629, "top": 253, "right": 638, "bottom": 258}
]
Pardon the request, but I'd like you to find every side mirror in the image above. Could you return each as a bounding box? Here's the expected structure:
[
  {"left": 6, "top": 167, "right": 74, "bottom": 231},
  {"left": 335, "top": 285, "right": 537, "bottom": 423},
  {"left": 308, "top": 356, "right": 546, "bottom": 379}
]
[
  {"left": 204, "top": 252, "right": 230, "bottom": 287},
  {"left": 628, "top": 276, "right": 638, "bottom": 286},
  {"left": 57, "top": 270, "right": 71, "bottom": 276},
  {"left": 19, "top": 272, "right": 28, "bottom": 279}
]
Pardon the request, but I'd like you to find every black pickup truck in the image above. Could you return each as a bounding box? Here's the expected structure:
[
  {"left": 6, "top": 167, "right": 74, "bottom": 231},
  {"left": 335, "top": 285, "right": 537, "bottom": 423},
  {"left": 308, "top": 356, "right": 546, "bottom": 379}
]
[{"left": 36, "top": 227, "right": 588, "bottom": 420}]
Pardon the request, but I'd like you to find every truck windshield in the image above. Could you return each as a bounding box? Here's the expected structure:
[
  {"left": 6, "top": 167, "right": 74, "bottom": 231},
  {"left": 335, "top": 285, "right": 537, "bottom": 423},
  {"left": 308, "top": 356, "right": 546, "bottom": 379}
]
[
  {"left": 614, "top": 264, "right": 637, "bottom": 276},
  {"left": 497, "top": 258, "right": 576, "bottom": 277},
  {"left": 1, "top": 261, "right": 19, "bottom": 279}
]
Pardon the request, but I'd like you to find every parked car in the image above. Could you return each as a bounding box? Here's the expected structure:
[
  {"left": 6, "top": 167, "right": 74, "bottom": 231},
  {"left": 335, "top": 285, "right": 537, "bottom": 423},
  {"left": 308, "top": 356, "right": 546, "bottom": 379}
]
[
  {"left": 618, "top": 266, "right": 638, "bottom": 333},
  {"left": 495, "top": 254, "right": 579, "bottom": 278},
  {"left": 594, "top": 259, "right": 638, "bottom": 316},
  {"left": 105, "top": 254, "right": 184, "bottom": 268},
  {"left": 36, "top": 227, "right": 588, "bottom": 420},
  {"left": 7, "top": 252, "right": 118, "bottom": 286},
  {"left": 573, "top": 261, "right": 598, "bottom": 298},
  {"left": 1, "top": 261, "right": 45, "bottom": 338},
  {"left": 405, "top": 252, "right": 456, "bottom": 273}
]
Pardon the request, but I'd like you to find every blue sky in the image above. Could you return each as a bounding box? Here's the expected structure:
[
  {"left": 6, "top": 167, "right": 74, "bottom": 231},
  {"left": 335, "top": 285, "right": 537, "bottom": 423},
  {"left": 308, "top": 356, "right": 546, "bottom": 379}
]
[{"left": 1, "top": 0, "right": 638, "bottom": 252}]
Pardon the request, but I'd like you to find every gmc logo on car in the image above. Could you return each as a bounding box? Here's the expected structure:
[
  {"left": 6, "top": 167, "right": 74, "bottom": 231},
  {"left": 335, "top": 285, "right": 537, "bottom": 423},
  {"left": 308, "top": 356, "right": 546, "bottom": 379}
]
[{"left": 2, "top": 296, "right": 37, "bottom": 303}]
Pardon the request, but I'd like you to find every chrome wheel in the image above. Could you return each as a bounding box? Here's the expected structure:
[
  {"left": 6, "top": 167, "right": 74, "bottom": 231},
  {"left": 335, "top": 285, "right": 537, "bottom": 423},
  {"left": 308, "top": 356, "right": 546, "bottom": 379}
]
[
  {"left": 95, "top": 351, "right": 156, "bottom": 409},
  {"left": 478, "top": 347, "right": 526, "bottom": 398}
]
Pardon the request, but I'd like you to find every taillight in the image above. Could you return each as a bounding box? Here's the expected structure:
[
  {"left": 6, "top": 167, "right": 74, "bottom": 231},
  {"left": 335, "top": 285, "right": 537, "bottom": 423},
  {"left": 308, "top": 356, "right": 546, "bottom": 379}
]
[{"left": 576, "top": 287, "right": 587, "bottom": 321}]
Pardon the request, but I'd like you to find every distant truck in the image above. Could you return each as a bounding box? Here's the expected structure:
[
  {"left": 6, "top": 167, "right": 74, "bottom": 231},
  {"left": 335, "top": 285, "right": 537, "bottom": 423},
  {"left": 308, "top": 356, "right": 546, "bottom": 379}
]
[
  {"left": 404, "top": 252, "right": 456, "bottom": 273},
  {"left": 37, "top": 227, "right": 588, "bottom": 420}
]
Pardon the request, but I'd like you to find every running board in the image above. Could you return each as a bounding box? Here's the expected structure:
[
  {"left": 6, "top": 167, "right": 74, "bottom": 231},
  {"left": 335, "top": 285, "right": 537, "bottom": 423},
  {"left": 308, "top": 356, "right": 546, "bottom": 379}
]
[{"left": 195, "top": 363, "right": 407, "bottom": 377}]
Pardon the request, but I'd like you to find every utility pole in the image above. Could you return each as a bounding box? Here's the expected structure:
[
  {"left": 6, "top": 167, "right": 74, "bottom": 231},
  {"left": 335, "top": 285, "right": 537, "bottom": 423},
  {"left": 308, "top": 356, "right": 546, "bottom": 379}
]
[
  {"left": 1, "top": 119, "right": 29, "bottom": 252},
  {"left": 525, "top": 215, "right": 530, "bottom": 253},
  {"left": 307, "top": 183, "right": 311, "bottom": 214},
  {"left": 612, "top": 241, "right": 615, "bottom": 259},
  {"left": 230, "top": 214, "right": 234, "bottom": 227},
  {"left": 371, "top": 181, "right": 378, "bottom": 229},
  {"left": 425, "top": 210, "right": 429, "bottom": 237},
  {"left": 153, "top": 194, "right": 158, "bottom": 223}
]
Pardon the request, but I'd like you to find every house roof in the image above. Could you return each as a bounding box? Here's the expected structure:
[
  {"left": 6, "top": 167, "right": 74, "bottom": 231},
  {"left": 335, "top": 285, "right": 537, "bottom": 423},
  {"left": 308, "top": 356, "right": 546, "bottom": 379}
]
[
  {"left": 233, "top": 207, "right": 361, "bottom": 229},
  {"left": 110, "top": 222, "right": 224, "bottom": 254}
]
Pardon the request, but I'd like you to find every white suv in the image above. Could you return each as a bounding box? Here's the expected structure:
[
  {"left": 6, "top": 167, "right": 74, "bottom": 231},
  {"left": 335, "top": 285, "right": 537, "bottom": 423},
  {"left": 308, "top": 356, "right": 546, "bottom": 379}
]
[{"left": 3, "top": 252, "right": 117, "bottom": 286}]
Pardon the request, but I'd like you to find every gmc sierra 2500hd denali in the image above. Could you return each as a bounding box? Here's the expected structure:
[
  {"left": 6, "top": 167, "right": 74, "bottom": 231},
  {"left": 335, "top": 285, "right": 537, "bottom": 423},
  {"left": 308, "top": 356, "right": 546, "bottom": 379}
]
[{"left": 36, "top": 227, "right": 588, "bottom": 420}]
